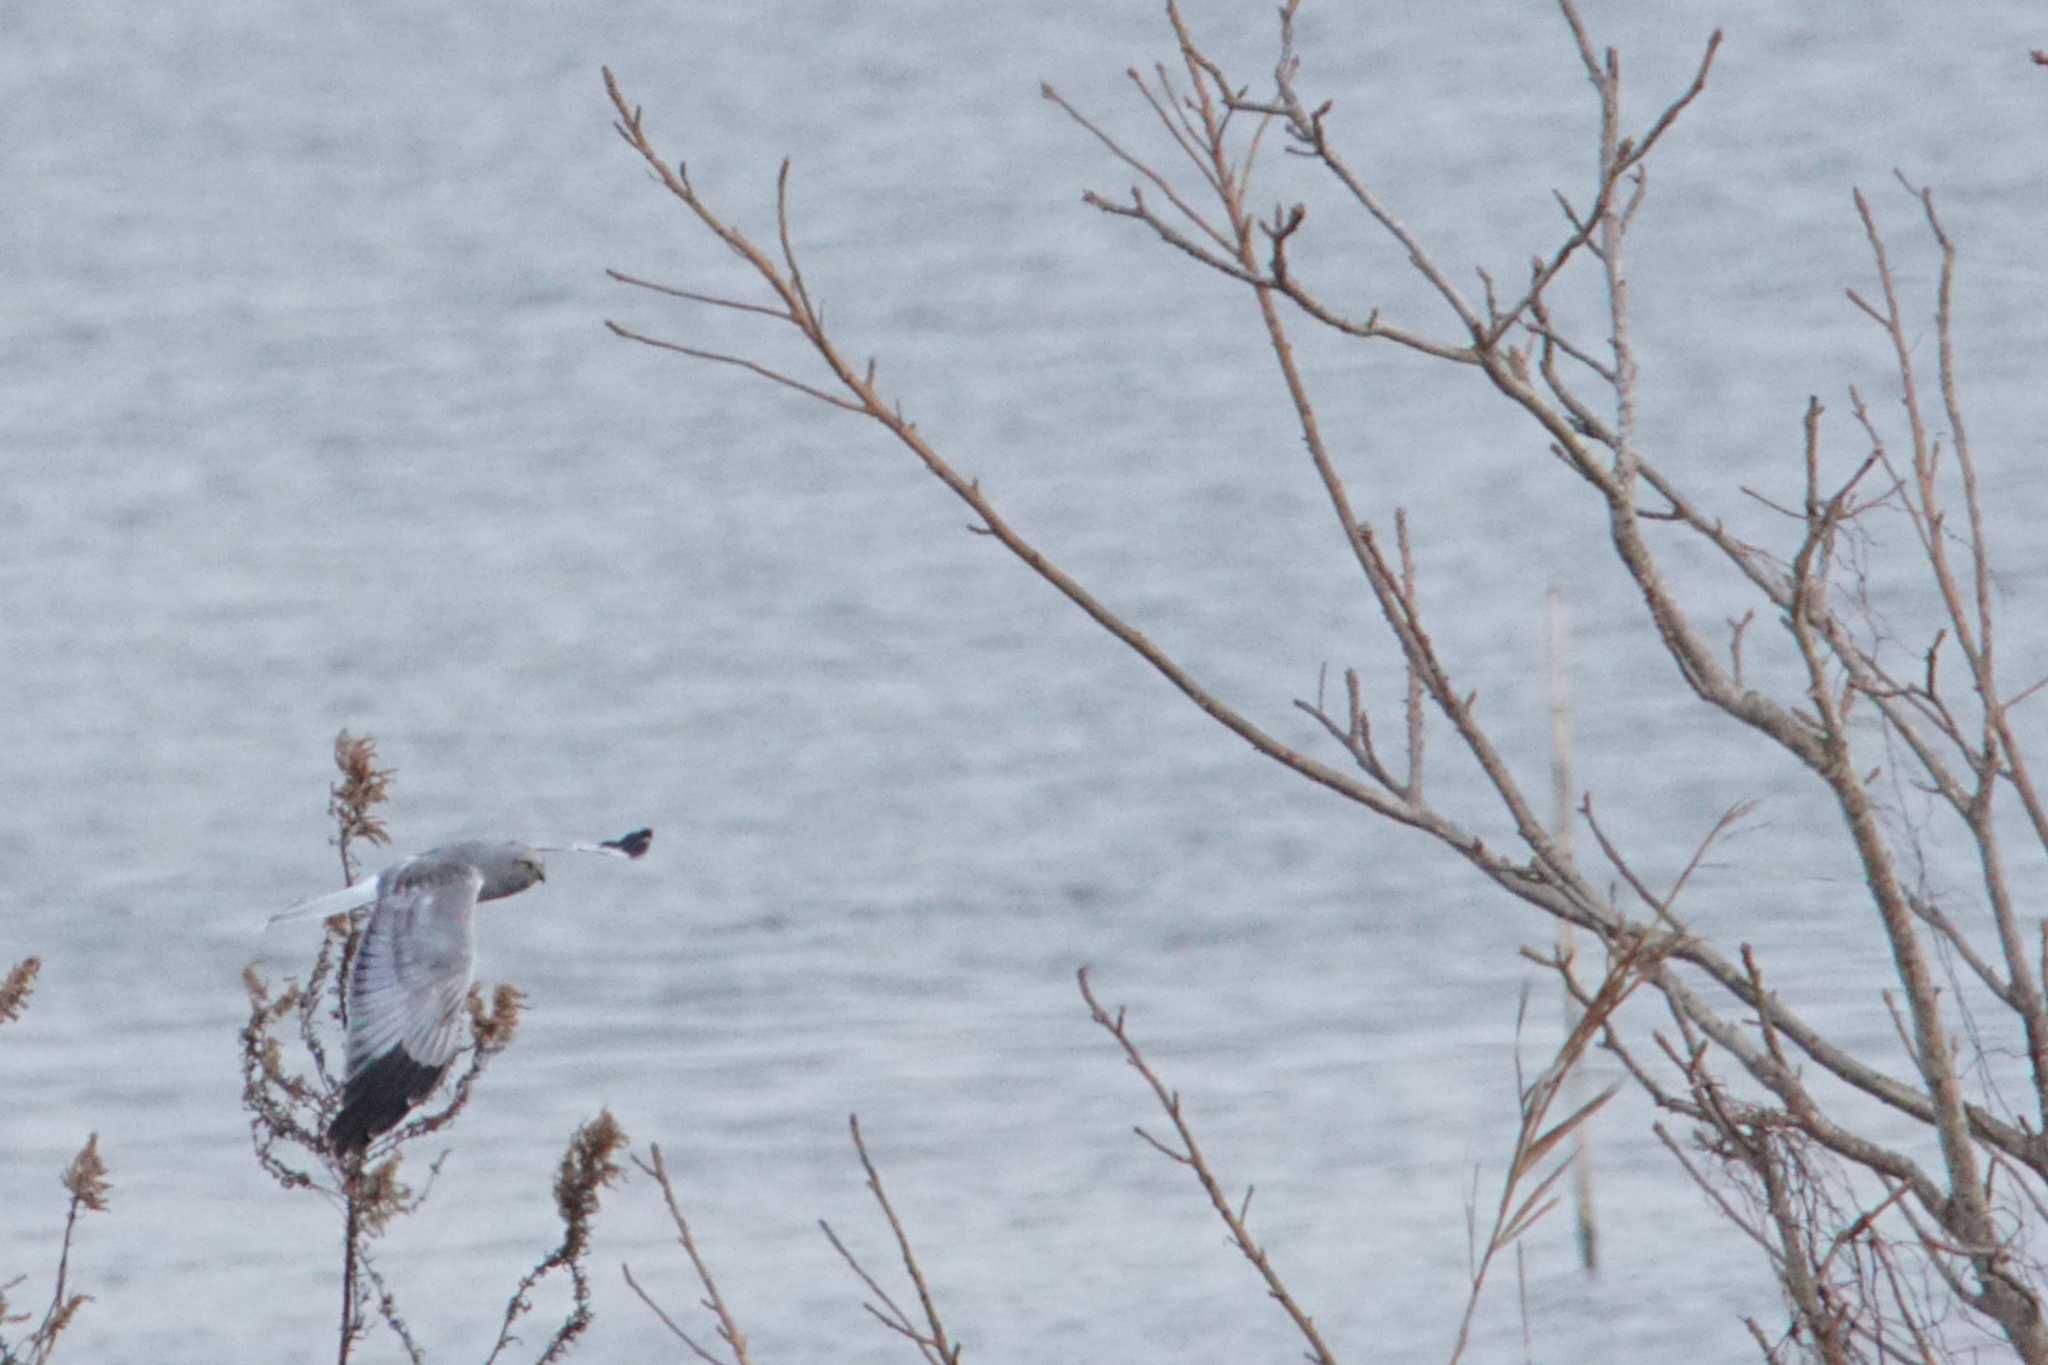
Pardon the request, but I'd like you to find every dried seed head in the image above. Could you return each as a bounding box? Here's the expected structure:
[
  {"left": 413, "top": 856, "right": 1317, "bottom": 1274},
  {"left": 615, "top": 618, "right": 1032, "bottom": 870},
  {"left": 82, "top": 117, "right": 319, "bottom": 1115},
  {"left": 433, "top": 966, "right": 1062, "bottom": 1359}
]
[
  {"left": 351, "top": 1154, "right": 410, "bottom": 1237},
  {"left": 62, "top": 1133, "right": 112, "bottom": 1213},
  {"left": 328, "top": 730, "right": 395, "bottom": 848},
  {"left": 1, "top": 956, "right": 41, "bottom": 1025},
  {"left": 553, "top": 1109, "right": 629, "bottom": 1257},
  {"left": 468, "top": 983, "right": 527, "bottom": 1052}
]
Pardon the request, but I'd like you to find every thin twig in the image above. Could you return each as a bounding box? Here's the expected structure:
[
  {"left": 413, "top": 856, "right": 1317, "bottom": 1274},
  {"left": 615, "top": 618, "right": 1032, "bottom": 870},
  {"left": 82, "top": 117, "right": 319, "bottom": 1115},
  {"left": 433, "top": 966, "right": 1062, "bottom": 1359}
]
[
  {"left": 1078, "top": 967, "right": 1338, "bottom": 1363},
  {"left": 844, "top": 1116, "right": 961, "bottom": 1364},
  {"left": 628, "top": 1144, "right": 755, "bottom": 1365}
]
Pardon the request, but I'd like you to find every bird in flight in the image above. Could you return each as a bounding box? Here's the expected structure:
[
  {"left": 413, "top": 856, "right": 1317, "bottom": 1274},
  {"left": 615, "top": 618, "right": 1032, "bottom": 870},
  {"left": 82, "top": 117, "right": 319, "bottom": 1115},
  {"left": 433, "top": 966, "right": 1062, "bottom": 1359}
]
[{"left": 271, "top": 829, "right": 652, "bottom": 1157}]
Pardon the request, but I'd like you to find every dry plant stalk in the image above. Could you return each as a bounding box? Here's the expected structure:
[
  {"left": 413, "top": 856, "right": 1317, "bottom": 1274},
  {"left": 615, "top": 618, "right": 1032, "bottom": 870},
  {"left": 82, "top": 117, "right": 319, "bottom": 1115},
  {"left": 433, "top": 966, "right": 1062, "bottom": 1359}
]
[
  {"left": 238, "top": 730, "right": 546, "bottom": 1362},
  {"left": 0, "top": 958, "right": 38, "bottom": 1027},
  {"left": 606, "top": 0, "right": 2048, "bottom": 1355},
  {"left": 0, "top": 1134, "right": 112, "bottom": 1365},
  {"left": 1445, "top": 948, "right": 1653, "bottom": 1363},
  {"left": 329, "top": 730, "right": 394, "bottom": 886},
  {"left": 484, "top": 1109, "right": 630, "bottom": 1365},
  {"left": 327, "top": 730, "right": 394, "bottom": 1030},
  {"left": 1545, "top": 590, "right": 1601, "bottom": 1273},
  {"left": 2, "top": 960, "right": 110, "bottom": 1365}
]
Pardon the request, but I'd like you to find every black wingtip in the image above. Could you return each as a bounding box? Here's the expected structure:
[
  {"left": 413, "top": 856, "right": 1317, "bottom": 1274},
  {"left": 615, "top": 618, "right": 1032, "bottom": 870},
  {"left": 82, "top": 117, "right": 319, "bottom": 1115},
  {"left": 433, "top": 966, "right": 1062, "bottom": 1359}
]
[
  {"left": 327, "top": 1107, "right": 375, "bottom": 1158},
  {"left": 602, "top": 827, "right": 653, "bottom": 859},
  {"left": 328, "top": 1047, "right": 451, "bottom": 1157}
]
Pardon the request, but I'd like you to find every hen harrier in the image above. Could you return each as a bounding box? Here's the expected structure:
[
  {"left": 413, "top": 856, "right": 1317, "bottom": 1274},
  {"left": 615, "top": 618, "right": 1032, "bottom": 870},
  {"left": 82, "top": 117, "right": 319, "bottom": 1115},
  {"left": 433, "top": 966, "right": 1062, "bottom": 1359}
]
[{"left": 272, "top": 829, "right": 652, "bottom": 1155}]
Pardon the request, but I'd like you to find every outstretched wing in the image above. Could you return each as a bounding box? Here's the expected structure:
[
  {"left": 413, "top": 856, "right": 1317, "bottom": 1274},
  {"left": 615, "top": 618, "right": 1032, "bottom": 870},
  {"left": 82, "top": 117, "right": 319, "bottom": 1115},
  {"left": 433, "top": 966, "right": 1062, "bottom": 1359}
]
[{"left": 330, "top": 856, "right": 483, "bottom": 1152}]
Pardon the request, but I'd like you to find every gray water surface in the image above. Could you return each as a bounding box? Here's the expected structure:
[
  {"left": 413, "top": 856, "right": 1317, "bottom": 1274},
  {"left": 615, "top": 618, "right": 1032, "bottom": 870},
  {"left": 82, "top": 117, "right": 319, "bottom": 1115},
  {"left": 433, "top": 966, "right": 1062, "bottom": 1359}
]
[{"left": 5, "top": 3, "right": 2047, "bottom": 1360}]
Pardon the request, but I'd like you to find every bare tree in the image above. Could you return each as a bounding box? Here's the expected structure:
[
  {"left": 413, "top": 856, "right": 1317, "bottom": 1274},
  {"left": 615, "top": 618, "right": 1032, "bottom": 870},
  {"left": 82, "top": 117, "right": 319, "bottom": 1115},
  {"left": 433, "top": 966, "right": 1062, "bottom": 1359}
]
[{"left": 601, "top": 1, "right": 2048, "bottom": 1357}]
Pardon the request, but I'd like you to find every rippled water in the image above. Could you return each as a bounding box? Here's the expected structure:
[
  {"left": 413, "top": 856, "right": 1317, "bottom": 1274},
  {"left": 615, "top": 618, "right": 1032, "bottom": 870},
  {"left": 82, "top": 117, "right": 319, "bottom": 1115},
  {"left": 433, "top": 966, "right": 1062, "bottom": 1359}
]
[{"left": 5, "top": 2, "right": 2048, "bottom": 1360}]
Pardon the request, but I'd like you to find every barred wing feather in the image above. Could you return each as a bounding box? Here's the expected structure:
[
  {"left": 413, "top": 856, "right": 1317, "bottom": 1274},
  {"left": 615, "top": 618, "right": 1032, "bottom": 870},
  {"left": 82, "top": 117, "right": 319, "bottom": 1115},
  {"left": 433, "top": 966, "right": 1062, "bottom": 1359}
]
[{"left": 329, "top": 857, "right": 482, "bottom": 1154}]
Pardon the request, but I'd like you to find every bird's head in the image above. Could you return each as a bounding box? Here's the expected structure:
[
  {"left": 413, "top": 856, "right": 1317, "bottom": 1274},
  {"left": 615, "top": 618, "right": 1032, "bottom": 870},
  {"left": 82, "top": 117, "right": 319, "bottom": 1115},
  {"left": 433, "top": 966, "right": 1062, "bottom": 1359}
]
[{"left": 476, "top": 843, "right": 547, "bottom": 902}]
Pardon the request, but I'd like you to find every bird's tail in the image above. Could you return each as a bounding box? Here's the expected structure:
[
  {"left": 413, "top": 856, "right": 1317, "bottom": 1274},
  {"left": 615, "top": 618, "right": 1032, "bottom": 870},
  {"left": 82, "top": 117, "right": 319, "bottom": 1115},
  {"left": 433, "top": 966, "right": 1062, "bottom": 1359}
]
[{"left": 265, "top": 877, "right": 379, "bottom": 928}]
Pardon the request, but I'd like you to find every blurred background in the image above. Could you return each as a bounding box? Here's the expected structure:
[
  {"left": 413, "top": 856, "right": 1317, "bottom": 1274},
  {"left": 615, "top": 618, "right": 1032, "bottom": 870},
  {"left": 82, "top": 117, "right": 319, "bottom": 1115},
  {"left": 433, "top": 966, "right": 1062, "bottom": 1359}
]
[{"left": 4, "top": 1, "right": 2047, "bottom": 1359}]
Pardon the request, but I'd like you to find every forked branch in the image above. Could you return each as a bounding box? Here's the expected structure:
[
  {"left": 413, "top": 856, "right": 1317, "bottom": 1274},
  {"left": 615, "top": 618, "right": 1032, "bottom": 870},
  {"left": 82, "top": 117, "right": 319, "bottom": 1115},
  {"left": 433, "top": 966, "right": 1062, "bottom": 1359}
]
[
  {"left": 624, "top": 1144, "right": 756, "bottom": 1365},
  {"left": 818, "top": 1116, "right": 962, "bottom": 1365},
  {"left": 1078, "top": 967, "right": 1338, "bottom": 1364}
]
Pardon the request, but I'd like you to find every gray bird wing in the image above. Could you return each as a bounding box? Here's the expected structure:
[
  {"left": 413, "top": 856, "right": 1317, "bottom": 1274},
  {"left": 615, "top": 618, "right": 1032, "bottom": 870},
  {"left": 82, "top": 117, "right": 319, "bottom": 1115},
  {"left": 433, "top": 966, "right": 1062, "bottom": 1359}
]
[{"left": 345, "top": 855, "right": 484, "bottom": 1081}]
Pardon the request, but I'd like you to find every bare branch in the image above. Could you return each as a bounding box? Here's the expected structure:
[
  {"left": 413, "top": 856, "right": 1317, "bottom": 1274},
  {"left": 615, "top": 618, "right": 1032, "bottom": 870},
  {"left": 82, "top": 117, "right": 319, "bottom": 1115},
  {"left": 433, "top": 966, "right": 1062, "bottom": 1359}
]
[
  {"left": 1079, "top": 967, "right": 1339, "bottom": 1364},
  {"left": 815, "top": 1117, "right": 961, "bottom": 1365},
  {"left": 1043, "top": 80, "right": 1232, "bottom": 252},
  {"left": 605, "top": 268, "right": 793, "bottom": 321},
  {"left": 626, "top": 1144, "right": 754, "bottom": 1365},
  {"left": 605, "top": 320, "right": 865, "bottom": 412}
]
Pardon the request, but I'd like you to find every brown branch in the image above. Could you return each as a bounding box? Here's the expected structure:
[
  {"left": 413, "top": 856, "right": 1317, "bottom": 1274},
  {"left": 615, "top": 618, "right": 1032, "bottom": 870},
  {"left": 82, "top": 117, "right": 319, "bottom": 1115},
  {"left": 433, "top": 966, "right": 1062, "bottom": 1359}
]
[
  {"left": 844, "top": 1116, "right": 960, "bottom": 1365},
  {"left": 818, "top": 1219, "right": 939, "bottom": 1362},
  {"left": 623, "top": 1264, "right": 728, "bottom": 1365},
  {"left": 1042, "top": 80, "right": 1231, "bottom": 252},
  {"left": 605, "top": 268, "right": 793, "bottom": 321},
  {"left": 482, "top": 1110, "right": 627, "bottom": 1365},
  {"left": 602, "top": 66, "right": 1464, "bottom": 844},
  {"left": 1078, "top": 967, "right": 1338, "bottom": 1364},
  {"left": 1482, "top": 17, "right": 1723, "bottom": 345},
  {"left": 626, "top": 1144, "right": 754, "bottom": 1365},
  {"left": 604, "top": 320, "right": 864, "bottom": 412},
  {"left": 1079, "top": 188, "right": 1267, "bottom": 284},
  {"left": 1255, "top": 2, "right": 1480, "bottom": 336}
]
